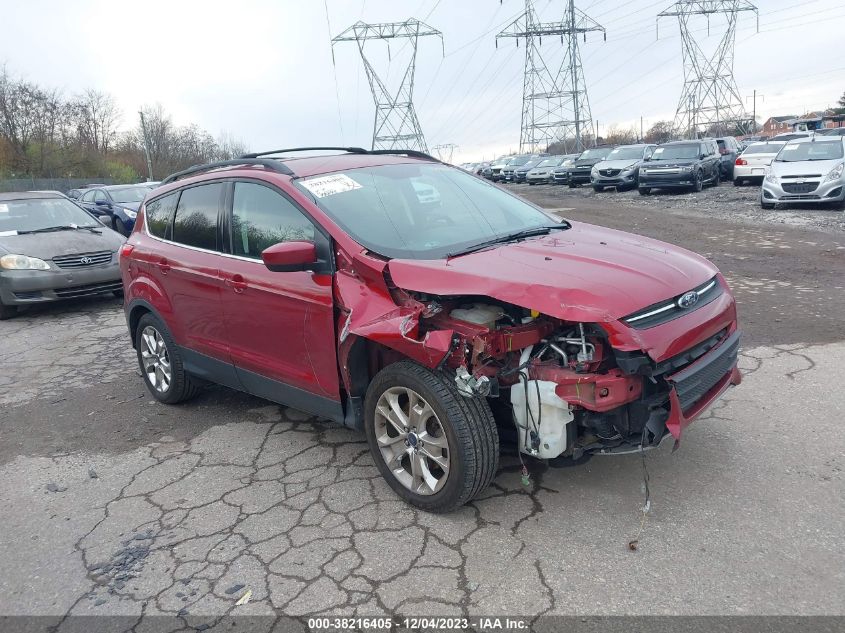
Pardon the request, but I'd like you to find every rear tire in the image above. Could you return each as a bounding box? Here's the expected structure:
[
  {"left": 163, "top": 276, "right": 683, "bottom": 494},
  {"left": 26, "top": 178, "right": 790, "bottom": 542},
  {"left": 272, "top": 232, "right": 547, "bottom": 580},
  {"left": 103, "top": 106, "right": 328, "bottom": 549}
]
[
  {"left": 364, "top": 360, "right": 499, "bottom": 513},
  {"left": 569, "top": 182, "right": 580, "bottom": 188},
  {"left": 0, "top": 301, "right": 18, "bottom": 320},
  {"left": 135, "top": 313, "right": 201, "bottom": 404},
  {"left": 712, "top": 169, "right": 721, "bottom": 186},
  {"left": 734, "top": 178, "right": 743, "bottom": 186}
]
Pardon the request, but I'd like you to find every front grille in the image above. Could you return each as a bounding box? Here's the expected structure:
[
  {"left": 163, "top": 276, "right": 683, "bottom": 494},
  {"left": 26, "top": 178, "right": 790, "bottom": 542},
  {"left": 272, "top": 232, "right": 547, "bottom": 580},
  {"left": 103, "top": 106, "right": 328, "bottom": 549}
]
[
  {"left": 54, "top": 281, "right": 122, "bottom": 298},
  {"left": 671, "top": 332, "right": 740, "bottom": 411},
  {"left": 623, "top": 276, "right": 722, "bottom": 329},
  {"left": 783, "top": 174, "right": 821, "bottom": 179},
  {"left": 782, "top": 182, "right": 819, "bottom": 194},
  {"left": 601, "top": 169, "right": 621, "bottom": 177},
  {"left": 782, "top": 194, "right": 821, "bottom": 200},
  {"left": 52, "top": 251, "right": 113, "bottom": 269}
]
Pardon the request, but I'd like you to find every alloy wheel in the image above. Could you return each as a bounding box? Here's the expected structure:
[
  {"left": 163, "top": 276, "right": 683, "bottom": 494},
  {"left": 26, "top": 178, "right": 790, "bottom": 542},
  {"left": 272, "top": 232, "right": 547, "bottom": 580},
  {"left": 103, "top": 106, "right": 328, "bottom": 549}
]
[
  {"left": 140, "top": 326, "right": 172, "bottom": 393},
  {"left": 373, "top": 386, "right": 450, "bottom": 495}
]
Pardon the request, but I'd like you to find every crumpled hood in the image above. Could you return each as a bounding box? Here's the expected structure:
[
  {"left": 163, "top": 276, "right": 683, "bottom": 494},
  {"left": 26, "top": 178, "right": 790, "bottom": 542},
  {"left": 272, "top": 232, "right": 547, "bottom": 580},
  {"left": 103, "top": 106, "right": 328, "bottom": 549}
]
[
  {"left": 594, "top": 159, "right": 640, "bottom": 171},
  {"left": 388, "top": 221, "right": 717, "bottom": 323},
  {"left": 0, "top": 229, "right": 124, "bottom": 260}
]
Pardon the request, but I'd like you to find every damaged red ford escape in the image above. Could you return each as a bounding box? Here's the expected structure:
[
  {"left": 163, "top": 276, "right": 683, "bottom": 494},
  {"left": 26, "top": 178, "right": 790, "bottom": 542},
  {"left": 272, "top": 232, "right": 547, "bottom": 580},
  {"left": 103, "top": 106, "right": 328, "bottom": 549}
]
[{"left": 120, "top": 148, "right": 741, "bottom": 512}]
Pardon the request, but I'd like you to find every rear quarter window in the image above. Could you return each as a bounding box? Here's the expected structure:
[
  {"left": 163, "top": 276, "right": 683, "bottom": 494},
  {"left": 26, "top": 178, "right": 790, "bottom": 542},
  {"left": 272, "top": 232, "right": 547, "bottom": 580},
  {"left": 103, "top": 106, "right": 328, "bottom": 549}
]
[
  {"left": 144, "top": 192, "right": 179, "bottom": 240},
  {"left": 171, "top": 183, "right": 223, "bottom": 251}
]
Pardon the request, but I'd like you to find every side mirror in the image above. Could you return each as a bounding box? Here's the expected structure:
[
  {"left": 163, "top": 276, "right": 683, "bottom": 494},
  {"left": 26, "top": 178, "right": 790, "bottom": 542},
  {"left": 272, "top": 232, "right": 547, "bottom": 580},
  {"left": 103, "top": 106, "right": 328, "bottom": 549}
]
[
  {"left": 261, "top": 241, "right": 317, "bottom": 273},
  {"left": 700, "top": 154, "right": 707, "bottom": 160}
]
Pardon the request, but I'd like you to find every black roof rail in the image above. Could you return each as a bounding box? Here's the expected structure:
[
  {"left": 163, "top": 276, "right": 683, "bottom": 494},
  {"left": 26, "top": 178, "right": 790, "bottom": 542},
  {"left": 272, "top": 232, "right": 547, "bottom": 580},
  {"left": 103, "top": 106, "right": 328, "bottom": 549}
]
[
  {"left": 241, "top": 147, "right": 369, "bottom": 158},
  {"left": 366, "top": 149, "right": 440, "bottom": 162},
  {"left": 160, "top": 158, "right": 294, "bottom": 185},
  {"left": 240, "top": 147, "right": 441, "bottom": 163}
]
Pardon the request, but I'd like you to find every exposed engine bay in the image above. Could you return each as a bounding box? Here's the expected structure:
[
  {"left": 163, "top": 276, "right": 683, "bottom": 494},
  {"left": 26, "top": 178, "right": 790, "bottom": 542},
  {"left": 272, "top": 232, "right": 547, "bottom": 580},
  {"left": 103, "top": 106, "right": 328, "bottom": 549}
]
[{"left": 392, "top": 293, "right": 674, "bottom": 460}]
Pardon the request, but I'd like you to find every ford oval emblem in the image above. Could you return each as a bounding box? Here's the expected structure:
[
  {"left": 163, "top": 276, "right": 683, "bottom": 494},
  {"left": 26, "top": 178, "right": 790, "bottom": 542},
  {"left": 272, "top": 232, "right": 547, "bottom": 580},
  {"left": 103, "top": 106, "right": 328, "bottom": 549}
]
[{"left": 677, "top": 291, "right": 699, "bottom": 309}]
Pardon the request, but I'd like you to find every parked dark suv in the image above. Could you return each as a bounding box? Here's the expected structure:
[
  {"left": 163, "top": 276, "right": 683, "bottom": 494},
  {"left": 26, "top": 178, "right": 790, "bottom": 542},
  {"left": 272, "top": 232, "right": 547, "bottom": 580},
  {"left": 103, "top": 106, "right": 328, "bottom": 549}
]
[
  {"left": 638, "top": 140, "right": 721, "bottom": 194},
  {"left": 121, "top": 148, "right": 741, "bottom": 512},
  {"left": 567, "top": 146, "right": 615, "bottom": 187},
  {"left": 714, "top": 136, "right": 741, "bottom": 179}
]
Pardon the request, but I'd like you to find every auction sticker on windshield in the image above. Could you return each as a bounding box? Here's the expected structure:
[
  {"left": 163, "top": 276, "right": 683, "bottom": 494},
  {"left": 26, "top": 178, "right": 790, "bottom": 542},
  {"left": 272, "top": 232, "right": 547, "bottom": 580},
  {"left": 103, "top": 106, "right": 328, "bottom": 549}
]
[{"left": 301, "top": 174, "right": 362, "bottom": 198}]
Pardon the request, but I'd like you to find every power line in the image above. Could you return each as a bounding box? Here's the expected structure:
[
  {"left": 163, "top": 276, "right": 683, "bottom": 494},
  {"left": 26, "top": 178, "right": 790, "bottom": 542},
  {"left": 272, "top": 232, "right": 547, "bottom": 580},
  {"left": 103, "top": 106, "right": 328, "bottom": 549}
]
[
  {"left": 323, "top": 0, "right": 346, "bottom": 143},
  {"left": 658, "top": 0, "right": 758, "bottom": 137},
  {"left": 497, "top": 0, "right": 606, "bottom": 152},
  {"left": 332, "top": 19, "right": 444, "bottom": 152}
]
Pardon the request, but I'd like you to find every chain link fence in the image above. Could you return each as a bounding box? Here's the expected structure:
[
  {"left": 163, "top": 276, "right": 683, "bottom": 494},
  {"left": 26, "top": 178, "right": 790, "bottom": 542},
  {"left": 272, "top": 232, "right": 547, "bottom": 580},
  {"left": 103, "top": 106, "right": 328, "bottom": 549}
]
[{"left": 0, "top": 177, "right": 115, "bottom": 194}]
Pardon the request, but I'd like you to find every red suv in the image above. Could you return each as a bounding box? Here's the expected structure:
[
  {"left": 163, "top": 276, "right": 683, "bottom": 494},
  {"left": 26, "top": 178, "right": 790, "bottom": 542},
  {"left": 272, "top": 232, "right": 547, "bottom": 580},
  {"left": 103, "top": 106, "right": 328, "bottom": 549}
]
[{"left": 120, "top": 147, "right": 741, "bottom": 512}]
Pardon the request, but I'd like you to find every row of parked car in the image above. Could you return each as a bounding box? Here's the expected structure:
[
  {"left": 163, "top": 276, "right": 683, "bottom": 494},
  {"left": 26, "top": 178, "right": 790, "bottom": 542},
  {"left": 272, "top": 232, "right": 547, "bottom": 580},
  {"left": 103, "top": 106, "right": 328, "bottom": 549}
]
[{"left": 460, "top": 128, "right": 845, "bottom": 208}]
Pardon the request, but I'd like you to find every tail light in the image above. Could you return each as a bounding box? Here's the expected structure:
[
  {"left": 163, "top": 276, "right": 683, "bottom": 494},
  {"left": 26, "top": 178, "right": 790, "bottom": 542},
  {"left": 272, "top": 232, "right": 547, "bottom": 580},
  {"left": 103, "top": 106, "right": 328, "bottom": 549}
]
[
  {"left": 119, "top": 244, "right": 135, "bottom": 259},
  {"left": 735, "top": 158, "right": 747, "bottom": 166}
]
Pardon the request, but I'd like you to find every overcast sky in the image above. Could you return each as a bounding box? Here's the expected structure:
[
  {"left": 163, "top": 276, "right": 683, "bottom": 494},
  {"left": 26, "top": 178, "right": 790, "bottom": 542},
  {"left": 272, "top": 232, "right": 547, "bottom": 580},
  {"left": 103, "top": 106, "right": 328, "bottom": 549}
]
[{"left": 2, "top": 0, "right": 843, "bottom": 162}]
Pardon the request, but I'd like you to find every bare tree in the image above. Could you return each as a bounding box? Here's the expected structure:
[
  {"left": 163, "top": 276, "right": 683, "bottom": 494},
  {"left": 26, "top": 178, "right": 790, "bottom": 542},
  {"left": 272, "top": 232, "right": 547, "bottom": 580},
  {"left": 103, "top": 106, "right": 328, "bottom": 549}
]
[
  {"left": 74, "top": 89, "right": 121, "bottom": 154},
  {"left": 644, "top": 121, "right": 675, "bottom": 144}
]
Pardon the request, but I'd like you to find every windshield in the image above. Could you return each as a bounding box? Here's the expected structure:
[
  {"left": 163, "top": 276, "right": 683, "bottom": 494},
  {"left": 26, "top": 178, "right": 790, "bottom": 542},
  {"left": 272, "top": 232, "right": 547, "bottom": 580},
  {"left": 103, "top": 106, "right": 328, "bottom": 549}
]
[
  {"left": 0, "top": 197, "right": 99, "bottom": 233},
  {"left": 578, "top": 147, "right": 612, "bottom": 160},
  {"left": 742, "top": 142, "right": 785, "bottom": 155},
  {"left": 108, "top": 186, "right": 150, "bottom": 203},
  {"left": 651, "top": 144, "right": 700, "bottom": 160},
  {"left": 296, "top": 164, "right": 565, "bottom": 259},
  {"left": 508, "top": 156, "right": 531, "bottom": 167},
  {"left": 607, "top": 147, "right": 644, "bottom": 160},
  {"left": 775, "top": 141, "right": 844, "bottom": 162},
  {"left": 536, "top": 158, "right": 560, "bottom": 168}
]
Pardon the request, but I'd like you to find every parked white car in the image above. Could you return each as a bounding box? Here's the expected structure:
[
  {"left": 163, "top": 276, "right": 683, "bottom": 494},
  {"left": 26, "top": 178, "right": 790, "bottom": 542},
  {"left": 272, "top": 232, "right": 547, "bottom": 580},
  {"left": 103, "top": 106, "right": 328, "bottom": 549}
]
[
  {"left": 733, "top": 141, "right": 786, "bottom": 186},
  {"left": 761, "top": 136, "right": 845, "bottom": 209}
]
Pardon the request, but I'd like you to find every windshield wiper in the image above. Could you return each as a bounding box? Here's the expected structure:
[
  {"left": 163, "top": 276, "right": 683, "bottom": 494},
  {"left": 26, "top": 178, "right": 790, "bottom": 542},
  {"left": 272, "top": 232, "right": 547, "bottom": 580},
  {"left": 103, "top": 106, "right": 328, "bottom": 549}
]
[
  {"left": 18, "top": 224, "right": 102, "bottom": 235},
  {"left": 447, "top": 224, "right": 569, "bottom": 258}
]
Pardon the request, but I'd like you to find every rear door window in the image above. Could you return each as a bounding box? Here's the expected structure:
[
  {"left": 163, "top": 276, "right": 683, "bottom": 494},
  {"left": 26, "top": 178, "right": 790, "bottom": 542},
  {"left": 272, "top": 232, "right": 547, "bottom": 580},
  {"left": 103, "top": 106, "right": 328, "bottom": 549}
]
[
  {"left": 230, "top": 182, "right": 315, "bottom": 259},
  {"left": 144, "top": 192, "right": 179, "bottom": 240},
  {"left": 172, "top": 183, "right": 223, "bottom": 251}
]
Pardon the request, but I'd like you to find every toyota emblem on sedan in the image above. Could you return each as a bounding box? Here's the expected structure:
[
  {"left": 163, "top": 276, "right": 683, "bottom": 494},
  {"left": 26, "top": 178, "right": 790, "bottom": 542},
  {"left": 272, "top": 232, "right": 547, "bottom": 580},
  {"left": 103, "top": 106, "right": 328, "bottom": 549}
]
[
  {"left": 677, "top": 291, "right": 699, "bottom": 309},
  {"left": 80, "top": 256, "right": 93, "bottom": 264}
]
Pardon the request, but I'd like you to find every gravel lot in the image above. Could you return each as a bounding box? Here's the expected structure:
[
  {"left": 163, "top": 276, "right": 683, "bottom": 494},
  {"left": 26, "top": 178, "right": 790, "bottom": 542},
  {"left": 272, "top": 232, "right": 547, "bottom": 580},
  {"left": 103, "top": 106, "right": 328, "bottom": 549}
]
[{"left": 0, "top": 184, "right": 842, "bottom": 627}]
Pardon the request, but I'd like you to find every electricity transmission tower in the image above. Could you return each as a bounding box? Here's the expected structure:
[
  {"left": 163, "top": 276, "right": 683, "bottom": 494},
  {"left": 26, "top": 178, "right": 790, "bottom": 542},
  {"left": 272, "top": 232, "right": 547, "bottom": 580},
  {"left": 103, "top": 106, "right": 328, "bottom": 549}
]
[
  {"left": 432, "top": 143, "right": 459, "bottom": 163},
  {"left": 658, "top": 1, "right": 758, "bottom": 138},
  {"left": 497, "top": 0, "right": 605, "bottom": 154},
  {"left": 332, "top": 19, "right": 443, "bottom": 153}
]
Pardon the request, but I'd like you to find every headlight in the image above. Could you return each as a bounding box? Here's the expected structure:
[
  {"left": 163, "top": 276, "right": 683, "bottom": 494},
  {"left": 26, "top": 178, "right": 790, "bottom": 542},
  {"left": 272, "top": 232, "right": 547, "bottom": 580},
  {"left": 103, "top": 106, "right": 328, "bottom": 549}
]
[
  {"left": 765, "top": 169, "right": 779, "bottom": 184},
  {"left": 825, "top": 162, "right": 844, "bottom": 182},
  {"left": 124, "top": 209, "right": 137, "bottom": 219},
  {"left": 590, "top": 166, "right": 599, "bottom": 176},
  {"left": 0, "top": 254, "right": 51, "bottom": 270}
]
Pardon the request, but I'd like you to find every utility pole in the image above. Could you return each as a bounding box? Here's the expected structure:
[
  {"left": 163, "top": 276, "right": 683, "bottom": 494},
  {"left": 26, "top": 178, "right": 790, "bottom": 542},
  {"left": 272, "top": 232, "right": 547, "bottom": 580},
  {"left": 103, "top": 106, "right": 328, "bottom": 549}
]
[
  {"left": 332, "top": 19, "right": 443, "bottom": 153},
  {"left": 658, "top": 1, "right": 758, "bottom": 138},
  {"left": 746, "top": 90, "right": 763, "bottom": 133},
  {"left": 640, "top": 116, "right": 644, "bottom": 142},
  {"left": 497, "top": 0, "right": 605, "bottom": 153},
  {"left": 138, "top": 111, "right": 154, "bottom": 182}
]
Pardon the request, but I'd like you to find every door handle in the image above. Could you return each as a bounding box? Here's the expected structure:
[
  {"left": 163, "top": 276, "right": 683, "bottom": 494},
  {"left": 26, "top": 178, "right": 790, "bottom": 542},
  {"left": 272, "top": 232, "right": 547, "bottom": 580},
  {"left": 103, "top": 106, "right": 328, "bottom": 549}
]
[
  {"left": 225, "top": 274, "right": 247, "bottom": 294},
  {"left": 157, "top": 257, "right": 171, "bottom": 274}
]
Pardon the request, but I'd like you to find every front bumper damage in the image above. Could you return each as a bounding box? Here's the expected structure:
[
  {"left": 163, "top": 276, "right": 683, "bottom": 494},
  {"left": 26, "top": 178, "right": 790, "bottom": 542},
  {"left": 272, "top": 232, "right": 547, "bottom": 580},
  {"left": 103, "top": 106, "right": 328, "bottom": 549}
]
[{"left": 332, "top": 249, "right": 741, "bottom": 459}]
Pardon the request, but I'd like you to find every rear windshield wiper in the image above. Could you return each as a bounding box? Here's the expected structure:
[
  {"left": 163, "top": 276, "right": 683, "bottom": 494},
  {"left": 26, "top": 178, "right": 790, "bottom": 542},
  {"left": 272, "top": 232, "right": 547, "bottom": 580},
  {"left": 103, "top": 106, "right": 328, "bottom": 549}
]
[
  {"left": 447, "top": 224, "right": 569, "bottom": 258},
  {"left": 18, "top": 224, "right": 102, "bottom": 235}
]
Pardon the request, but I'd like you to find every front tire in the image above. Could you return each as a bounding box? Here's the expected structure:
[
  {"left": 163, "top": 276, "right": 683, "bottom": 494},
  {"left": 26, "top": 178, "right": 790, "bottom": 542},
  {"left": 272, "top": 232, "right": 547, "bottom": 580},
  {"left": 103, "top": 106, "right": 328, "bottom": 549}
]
[
  {"left": 135, "top": 313, "right": 201, "bottom": 404},
  {"left": 638, "top": 187, "right": 651, "bottom": 195},
  {"left": 692, "top": 171, "right": 703, "bottom": 192},
  {"left": 593, "top": 185, "right": 604, "bottom": 192},
  {"left": 364, "top": 361, "right": 499, "bottom": 513}
]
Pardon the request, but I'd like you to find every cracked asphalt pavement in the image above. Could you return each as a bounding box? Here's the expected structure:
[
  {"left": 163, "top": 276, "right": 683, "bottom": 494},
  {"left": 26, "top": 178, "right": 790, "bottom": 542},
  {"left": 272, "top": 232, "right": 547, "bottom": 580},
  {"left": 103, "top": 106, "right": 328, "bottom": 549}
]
[{"left": 0, "top": 189, "right": 843, "bottom": 626}]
